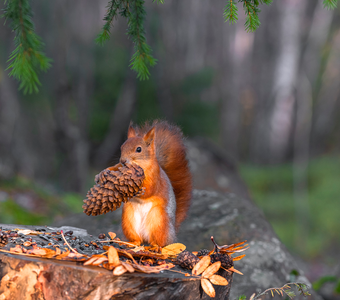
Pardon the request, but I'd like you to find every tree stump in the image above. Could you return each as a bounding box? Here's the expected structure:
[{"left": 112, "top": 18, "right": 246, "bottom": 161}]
[{"left": 0, "top": 225, "right": 233, "bottom": 300}]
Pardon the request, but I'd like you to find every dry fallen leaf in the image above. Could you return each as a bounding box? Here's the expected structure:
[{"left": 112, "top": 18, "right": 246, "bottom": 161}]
[
  {"left": 201, "top": 278, "right": 215, "bottom": 298},
  {"left": 91, "top": 256, "right": 108, "bottom": 266},
  {"left": 84, "top": 255, "right": 106, "bottom": 266},
  {"left": 108, "top": 232, "right": 116, "bottom": 240},
  {"left": 192, "top": 256, "right": 211, "bottom": 276},
  {"left": 121, "top": 261, "right": 135, "bottom": 273},
  {"left": 161, "top": 243, "right": 186, "bottom": 255},
  {"left": 209, "top": 274, "right": 229, "bottom": 286},
  {"left": 228, "top": 267, "right": 244, "bottom": 275},
  {"left": 232, "top": 254, "right": 246, "bottom": 261},
  {"left": 17, "top": 229, "right": 42, "bottom": 235},
  {"left": 202, "top": 261, "right": 221, "bottom": 278},
  {"left": 113, "top": 265, "right": 127, "bottom": 276},
  {"left": 108, "top": 246, "right": 120, "bottom": 266}
]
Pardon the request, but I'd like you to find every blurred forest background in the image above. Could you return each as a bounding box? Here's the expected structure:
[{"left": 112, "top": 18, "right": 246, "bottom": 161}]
[{"left": 0, "top": 0, "right": 340, "bottom": 284}]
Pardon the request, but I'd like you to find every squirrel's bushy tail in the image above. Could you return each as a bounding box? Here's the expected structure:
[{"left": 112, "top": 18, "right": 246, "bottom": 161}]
[{"left": 134, "top": 120, "right": 192, "bottom": 230}]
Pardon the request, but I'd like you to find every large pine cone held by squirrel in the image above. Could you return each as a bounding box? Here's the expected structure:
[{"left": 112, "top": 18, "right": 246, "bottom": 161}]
[{"left": 82, "top": 163, "right": 145, "bottom": 216}]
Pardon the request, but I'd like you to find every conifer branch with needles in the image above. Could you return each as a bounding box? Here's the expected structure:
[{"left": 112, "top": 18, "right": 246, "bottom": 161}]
[
  {"left": 323, "top": 0, "right": 339, "bottom": 9},
  {"left": 95, "top": 0, "right": 123, "bottom": 46},
  {"left": 2, "top": 0, "right": 340, "bottom": 92},
  {"left": 237, "top": 282, "right": 311, "bottom": 300},
  {"left": 127, "top": 0, "right": 157, "bottom": 80},
  {"left": 1, "top": 0, "right": 52, "bottom": 94}
]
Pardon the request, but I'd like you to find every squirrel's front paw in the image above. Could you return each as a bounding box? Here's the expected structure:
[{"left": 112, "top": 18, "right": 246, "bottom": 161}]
[{"left": 135, "top": 187, "right": 146, "bottom": 197}]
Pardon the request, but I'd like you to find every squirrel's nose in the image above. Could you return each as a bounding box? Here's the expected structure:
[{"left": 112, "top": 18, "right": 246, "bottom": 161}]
[{"left": 120, "top": 158, "right": 127, "bottom": 165}]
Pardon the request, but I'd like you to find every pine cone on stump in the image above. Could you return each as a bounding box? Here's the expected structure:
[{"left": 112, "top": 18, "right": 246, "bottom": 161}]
[
  {"left": 211, "top": 252, "right": 233, "bottom": 269},
  {"left": 177, "top": 250, "right": 200, "bottom": 270},
  {"left": 0, "top": 231, "right": 8, "bottom": 248},
  {"left": 82, "top": 163, "right": 145, "bottom": 216}
]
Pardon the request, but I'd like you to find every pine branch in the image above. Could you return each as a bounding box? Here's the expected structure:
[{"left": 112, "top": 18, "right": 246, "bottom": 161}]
[
  {"left": 323, "top": 0, "right": 338, "bottom": 9},
  {"left": 2, "top": 0, "right": 52, "bottom": 94},
  {"left": 253, "top": 282, "right": 311, "bottom": 300},
  {"left": 127, "top": 0, "right": 157, "bottom": 80},
  {"left": 224, "top": 0, "right": 238, "bottom": 24},
  {"left": 243, "top": 0, "right": 261, "bottom": 32},
  {"left": 96, "top": 0, "right": 123, "bottom": 46}
]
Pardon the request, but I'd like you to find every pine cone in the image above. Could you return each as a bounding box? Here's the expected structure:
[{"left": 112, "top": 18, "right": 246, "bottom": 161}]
[
  {"left": 0, "top": 231, "right": 8, "bottom": 248},
  {"left": 82, "top": 163, "right": 145, "bottom": 216},
  {"left": 197, "top": 249, "right": 210, "bottom": 257},
  {"left": 177, "top": 250, "right": 200, "bottom": 270},
  {"left": 210, "top": 253, "right": 233, "bottom": 269}
]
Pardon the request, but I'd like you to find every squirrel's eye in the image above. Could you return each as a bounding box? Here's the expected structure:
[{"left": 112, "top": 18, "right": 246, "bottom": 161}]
[{"left": 136, "top": 147, "right": 142, "bottom": 153}]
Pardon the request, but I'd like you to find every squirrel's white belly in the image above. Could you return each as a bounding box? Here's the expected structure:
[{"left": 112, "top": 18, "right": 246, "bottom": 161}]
[{"left": 130, "top": 200, "right": 153, "bottom": 241}]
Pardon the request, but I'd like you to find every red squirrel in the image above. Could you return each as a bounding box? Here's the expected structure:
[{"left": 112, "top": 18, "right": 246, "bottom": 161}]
[{"left": 113, "top": 120, "right": 192, "bottom": 247}]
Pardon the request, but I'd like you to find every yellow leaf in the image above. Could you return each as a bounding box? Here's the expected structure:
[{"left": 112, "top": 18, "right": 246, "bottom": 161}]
[
  {"left": 192, "top": 256, "right": 211, "bottom": 276},
  {"left": 108, "top": 232, "right": 116, "bottom": 240},
  {"left": 161, "top": 243, "right": 186, "bottom": 255},
  {"left": 113, "top": 265, "right": 127, "bottom": 276},
  {"left": 108, "top": 246, "right": 120, "bottom": 266},
  {"left": 202, "top": 261, "right": 221, "bottom": 278},
  {"left": 201, "top": 278, "right": 215, "bottom": 298},
  {"left": 209, "top": 274, "right": 228, "bottom": 286}
]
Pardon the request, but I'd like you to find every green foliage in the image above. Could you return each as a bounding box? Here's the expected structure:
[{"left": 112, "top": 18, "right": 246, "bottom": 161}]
[
  {"left": 323, "top": 0, "right": 339, "bottom": 9},
  {"left": 312, "top": 276, "right": 337, "bottom": 291},
  {"left": 95, "top": 0, "right": 123, "bottom": 46},
  {"left": 240, "top": 155, "right": 340, "bottom": 260},
  {"left": 237, "top": 295, "right": 247, "bottom": 300},
  {"left": 0, "top": 199, "right": 48, "bottom": 225},
  {"left": 2, "top": 0, "right": 340, "bottom": 91},
  {"left": 127, "top": 0, "right": 157, "bottom": 80},
  {"left": 243, "top": 1, "right": 261, "bottom": 32},
  {"left": 1, "top": 0, "right": 52, "bottom": 94},
  {"left": 0, "top": 176, "right": 81, "bottom": 226},
  {"left": 224, "top": 0, "right": 238, "bottom": 24}
]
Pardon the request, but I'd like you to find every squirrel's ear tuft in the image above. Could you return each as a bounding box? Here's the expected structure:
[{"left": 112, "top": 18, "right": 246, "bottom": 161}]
[
  {"left": 127, "top": 122, "right": 136, "bottom": 138},
  {"left": 144, "top": 127, "right": 155, "bottom": 146}
]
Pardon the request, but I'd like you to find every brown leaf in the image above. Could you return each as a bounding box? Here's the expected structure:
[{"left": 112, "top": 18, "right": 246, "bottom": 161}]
[
  {"left": 209, "top": 274, "right": 229, "bottom": 286},
  {"left": 232, "top": 254, "right": 246, "bottom": 261},
  {"left": 201, "top": 278, "right": 215, "bottom": 298},
  {"left": 113, "top": 265, "right": 127, "bottom": 276},
  {"left": 84, "top": 255, "right": 104, "bottom": 266},
  {"left": 108, "top": 232, "right": 116, "bottom": 240},
  {"left": 28, "top": 249, "right": 48, "bottom": 256},
  {"left": 121, "top": 261, "right": 135, "bottom": 273},
  {"left": 55, "top": 250, "right": 70, "bottom": 259},
  {"left": 117, "top": 249, "right": 137, "bottom": 263},
  {"left": 202, "top": 261, "right": 221, "bottom": 278},
  {"left": 161, "top": 243, "right": 186, "bottom": 255},
  {"left": 91, "top": 256, "right": 108, "bottom": 266},
  {"left": 228, "top": 267, "right": 243, "bottom": 275},
  {"left": 108, "top": 246, "right": 120, "bottom": 266},
  {"left": 192, "top": 255, "right": 211, "bottom": 276},
  {"left": 10, "top": 245, "right": 23, "bottom": 253}
]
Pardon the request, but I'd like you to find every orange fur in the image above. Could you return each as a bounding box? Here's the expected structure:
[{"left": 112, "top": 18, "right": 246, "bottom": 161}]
[{"left": 118, "top": 120, "right": 192, "bottom": 246}]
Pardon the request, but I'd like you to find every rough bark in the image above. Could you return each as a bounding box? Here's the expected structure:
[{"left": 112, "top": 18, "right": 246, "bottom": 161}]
[{"left": 0, "top": 225, "right": 232, "bottom": 300}]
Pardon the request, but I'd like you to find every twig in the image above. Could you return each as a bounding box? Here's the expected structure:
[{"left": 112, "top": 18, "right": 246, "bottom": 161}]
[
  {"left": 100, "top": 239, "right": 137, "bottom": 247},
  {"left": 60, "top": 230, "right": 78, "bottom": 254}
]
